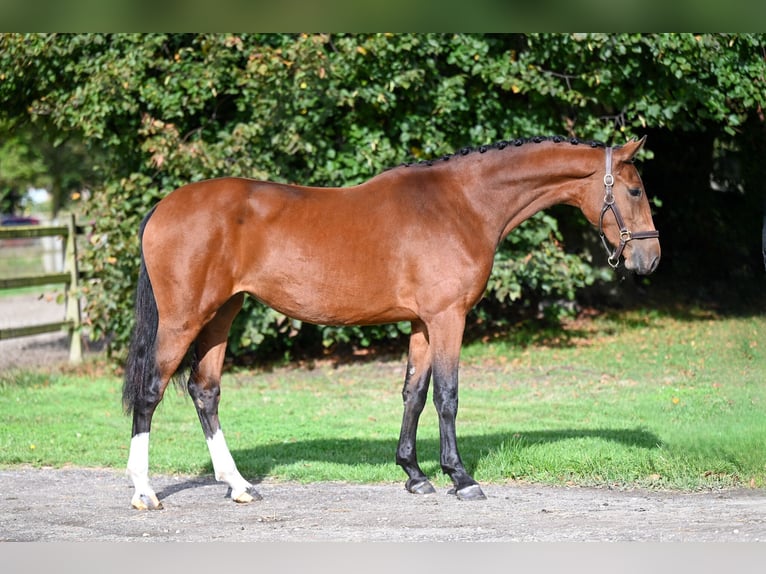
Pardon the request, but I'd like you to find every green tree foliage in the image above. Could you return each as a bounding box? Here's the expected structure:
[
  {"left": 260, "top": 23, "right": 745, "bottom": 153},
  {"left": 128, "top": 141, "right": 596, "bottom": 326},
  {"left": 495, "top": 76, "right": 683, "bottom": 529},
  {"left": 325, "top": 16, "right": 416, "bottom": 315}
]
[
  {"left": 1, "top": 33, "right": 764, "bottom": 359},
  {"left": 1, "top": 120, "right": 101, "bottom": 217},
  {"left": 0, "top": 121, "right": 48, "bottom": 214}
]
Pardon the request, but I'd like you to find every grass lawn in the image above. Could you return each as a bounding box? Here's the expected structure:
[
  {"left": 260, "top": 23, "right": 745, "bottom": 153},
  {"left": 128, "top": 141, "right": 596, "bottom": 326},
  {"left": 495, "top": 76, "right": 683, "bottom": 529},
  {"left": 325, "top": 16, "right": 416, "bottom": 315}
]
[{"left": 0, "top": 305, "right": 763, "bottom": 490}]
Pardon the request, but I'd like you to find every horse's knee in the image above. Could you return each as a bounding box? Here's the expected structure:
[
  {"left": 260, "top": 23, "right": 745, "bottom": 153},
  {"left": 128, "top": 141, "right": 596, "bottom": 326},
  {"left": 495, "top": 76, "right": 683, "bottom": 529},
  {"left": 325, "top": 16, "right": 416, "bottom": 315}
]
[
  {"left": 432, "top": 385, "right": 458, "bottom": 417},
  {"left": 402, "top": 384, "right": 428, "bottom": 409},
  {"left": 401, "top": 365, "right": 430, "bottom": 408}
]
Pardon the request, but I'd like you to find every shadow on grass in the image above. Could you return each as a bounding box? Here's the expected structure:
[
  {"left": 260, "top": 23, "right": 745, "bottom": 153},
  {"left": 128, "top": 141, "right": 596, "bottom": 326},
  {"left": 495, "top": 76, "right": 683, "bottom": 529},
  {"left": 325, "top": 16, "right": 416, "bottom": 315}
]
[
  {"left": 187, "top": 427, "right": 662, "bottom": 485},
  {"left": 154, "top": 427, "right": 661, "bottom": 502}
]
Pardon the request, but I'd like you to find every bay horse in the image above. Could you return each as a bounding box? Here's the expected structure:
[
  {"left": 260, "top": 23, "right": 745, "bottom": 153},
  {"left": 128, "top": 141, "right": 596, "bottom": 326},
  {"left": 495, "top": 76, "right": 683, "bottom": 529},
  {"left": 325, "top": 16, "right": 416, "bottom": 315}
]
[{"left": 123, "top": 135, "right": 660, "bottom": 509}]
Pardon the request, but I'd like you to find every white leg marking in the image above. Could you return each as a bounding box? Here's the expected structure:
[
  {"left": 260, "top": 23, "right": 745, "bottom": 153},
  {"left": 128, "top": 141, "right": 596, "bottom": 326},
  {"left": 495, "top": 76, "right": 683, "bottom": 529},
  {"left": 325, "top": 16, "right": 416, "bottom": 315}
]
[
  {"left": 206, "top": 429, "right": 255, "bottom": 502},
  {"left": 126, "top": 433, "right": 161, "bottom": 509}
]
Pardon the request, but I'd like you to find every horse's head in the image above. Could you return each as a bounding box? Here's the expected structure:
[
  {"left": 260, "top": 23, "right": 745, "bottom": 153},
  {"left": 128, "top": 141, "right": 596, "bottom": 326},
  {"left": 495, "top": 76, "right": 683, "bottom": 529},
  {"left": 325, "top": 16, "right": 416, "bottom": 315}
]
[{"left": 585, "top": 136, "right": 661, "bottom": 275}]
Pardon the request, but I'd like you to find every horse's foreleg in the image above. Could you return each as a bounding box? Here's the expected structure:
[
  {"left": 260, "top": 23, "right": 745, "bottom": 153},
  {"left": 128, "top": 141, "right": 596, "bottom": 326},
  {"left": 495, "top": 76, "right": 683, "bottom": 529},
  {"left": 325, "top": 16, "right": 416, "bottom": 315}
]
[
  {"left": 430, "top": 312, "right": 486, "bottom": 501},
  {"left": 396, "top": 322, "right": 435, "bottom": 495},
  {"left": 187, "top": 294, "right": 260, "bottom": 503}
]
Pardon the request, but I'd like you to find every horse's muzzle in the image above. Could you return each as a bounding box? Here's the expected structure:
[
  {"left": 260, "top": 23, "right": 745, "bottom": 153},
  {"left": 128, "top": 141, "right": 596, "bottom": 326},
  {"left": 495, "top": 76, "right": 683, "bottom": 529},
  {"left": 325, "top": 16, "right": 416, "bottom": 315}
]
[{"left": 625, "top": 242, "right": 661, "bottom": 275}]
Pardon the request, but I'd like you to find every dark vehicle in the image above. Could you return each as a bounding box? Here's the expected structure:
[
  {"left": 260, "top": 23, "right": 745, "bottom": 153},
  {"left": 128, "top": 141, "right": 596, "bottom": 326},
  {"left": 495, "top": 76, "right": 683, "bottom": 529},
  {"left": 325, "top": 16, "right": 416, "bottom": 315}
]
[
  {"left": 1, "top": 216, "right": 40, "bottom": 226},
  {"left": 1, "top": 215, "right": 42, "bottom": 246}
]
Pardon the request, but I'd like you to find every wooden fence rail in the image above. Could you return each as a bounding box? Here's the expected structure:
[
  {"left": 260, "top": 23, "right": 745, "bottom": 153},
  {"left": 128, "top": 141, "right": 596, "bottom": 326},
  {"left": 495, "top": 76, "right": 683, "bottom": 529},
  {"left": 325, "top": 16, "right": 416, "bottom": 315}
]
[{"left": 0, "top": 214, "right": 83, "bottom": 364}]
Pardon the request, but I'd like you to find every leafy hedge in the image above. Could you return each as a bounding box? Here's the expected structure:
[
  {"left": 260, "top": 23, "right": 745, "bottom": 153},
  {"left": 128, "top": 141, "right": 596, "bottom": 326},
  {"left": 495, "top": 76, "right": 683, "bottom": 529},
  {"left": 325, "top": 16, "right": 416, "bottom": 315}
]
[{"left": 1, "top": 33, "right": 763, "bottom": 360}]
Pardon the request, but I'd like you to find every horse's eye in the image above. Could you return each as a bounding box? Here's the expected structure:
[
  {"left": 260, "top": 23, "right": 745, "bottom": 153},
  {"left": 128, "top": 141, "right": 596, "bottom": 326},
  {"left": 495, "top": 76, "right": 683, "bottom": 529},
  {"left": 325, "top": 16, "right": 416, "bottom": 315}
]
[{"left": 628, "top": 187, "right": 642, "bottom": 198}]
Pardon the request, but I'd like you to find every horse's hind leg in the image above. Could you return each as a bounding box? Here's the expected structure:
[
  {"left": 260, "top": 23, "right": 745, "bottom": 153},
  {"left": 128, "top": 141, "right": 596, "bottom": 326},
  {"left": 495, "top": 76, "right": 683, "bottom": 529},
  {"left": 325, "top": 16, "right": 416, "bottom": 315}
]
[
  {"left": 396, "top": 321, "right": 436, "bottom": 495},
  {"left": 128, "top": 384, "right": 168, "bottom": 510},
  {"left": 127, "top": 329, "right": 197, "bottom": 510},
  {"left": 186, "top": 293, "right": 260, "bottom": 503}
]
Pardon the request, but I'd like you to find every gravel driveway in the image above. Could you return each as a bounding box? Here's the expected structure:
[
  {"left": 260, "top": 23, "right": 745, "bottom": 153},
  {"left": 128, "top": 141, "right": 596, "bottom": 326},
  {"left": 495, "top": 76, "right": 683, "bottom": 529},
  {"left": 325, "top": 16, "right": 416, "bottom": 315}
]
[{"left": 1, "top": 467, "right": 765, "bottom": 542}]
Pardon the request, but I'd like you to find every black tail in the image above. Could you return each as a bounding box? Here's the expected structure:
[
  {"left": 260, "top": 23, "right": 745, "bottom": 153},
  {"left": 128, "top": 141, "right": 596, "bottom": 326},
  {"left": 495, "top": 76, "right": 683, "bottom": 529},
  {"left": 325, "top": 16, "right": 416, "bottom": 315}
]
[{"left": 122, "top": 208, "right": 160, "bottom": 415}]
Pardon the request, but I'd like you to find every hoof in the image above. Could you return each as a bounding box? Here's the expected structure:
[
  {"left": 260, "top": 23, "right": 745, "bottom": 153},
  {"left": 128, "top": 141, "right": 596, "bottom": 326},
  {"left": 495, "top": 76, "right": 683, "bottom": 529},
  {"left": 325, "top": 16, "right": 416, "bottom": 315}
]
[
  {"left": 449, "top": 484, "right": 486, "bottom": 501},
  {"left": 406, "top": 479, "right": 436, "bottom": 495},
  {"left": 232, "top": 486, "right": 263, "bottom": 503},
  {"left": 131, "top": 493, "right": 163, "bottom": 510}
]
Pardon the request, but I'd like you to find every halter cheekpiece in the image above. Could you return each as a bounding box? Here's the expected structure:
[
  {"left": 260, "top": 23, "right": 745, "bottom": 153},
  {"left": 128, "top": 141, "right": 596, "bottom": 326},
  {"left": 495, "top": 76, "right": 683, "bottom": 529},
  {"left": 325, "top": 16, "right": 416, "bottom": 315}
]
[{"left": 598, "top": 147, "right": 660, "bottom": 268}]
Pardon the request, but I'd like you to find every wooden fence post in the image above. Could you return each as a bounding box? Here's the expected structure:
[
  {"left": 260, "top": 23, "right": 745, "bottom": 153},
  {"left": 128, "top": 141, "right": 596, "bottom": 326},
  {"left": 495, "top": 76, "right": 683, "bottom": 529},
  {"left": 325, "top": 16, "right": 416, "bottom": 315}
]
[
  {"left": 0, "top": 215, "right": 84, "bottom": 363},
  {"left": 64, "top": 213, "right": 83, "bottom": 364}
]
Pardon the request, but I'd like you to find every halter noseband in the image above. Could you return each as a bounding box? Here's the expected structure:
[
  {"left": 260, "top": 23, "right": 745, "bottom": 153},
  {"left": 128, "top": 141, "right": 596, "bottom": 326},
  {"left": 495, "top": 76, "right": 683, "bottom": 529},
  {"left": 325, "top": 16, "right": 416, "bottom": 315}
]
[{"left": 598, "top": 147, "right": 660, "bottom": 268}]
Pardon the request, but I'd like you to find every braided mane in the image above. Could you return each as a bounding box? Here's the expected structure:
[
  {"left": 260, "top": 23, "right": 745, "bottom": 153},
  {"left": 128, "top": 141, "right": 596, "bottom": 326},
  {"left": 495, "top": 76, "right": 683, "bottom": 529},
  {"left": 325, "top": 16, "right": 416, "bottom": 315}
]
[{"left": 399, "top": 135, "right": 608, "bottom": 168}]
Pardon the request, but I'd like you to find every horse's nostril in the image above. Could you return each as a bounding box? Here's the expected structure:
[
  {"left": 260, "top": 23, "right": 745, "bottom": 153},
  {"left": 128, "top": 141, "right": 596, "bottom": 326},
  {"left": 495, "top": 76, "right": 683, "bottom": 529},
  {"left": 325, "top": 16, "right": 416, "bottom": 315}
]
[
  {"left": 649, "top": 255, "right": 660, "bottom": 274},
  {"left": 634, "top": 252, "right": 660, "bottom": 275}
]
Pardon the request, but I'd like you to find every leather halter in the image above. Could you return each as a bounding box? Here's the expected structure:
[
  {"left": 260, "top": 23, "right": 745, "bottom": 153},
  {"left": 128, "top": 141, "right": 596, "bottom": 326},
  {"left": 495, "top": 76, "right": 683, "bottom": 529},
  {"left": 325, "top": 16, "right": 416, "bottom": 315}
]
[{"left": 598, "top": 147, "right": 660, "bottom": 268}]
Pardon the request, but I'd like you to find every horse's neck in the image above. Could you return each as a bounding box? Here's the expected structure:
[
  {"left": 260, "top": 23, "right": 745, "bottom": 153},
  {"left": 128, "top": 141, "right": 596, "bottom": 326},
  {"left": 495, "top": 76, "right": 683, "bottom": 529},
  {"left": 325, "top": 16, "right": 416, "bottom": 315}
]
[{"left": 459, "top": 144, "right": 597, "bottom": 243}]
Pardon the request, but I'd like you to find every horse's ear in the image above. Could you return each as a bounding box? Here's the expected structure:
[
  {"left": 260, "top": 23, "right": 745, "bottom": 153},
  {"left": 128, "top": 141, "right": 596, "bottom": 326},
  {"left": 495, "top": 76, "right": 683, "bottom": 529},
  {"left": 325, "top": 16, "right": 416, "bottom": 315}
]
[{"left": 619, "top": 135, "right": 647, "bottom": 161}]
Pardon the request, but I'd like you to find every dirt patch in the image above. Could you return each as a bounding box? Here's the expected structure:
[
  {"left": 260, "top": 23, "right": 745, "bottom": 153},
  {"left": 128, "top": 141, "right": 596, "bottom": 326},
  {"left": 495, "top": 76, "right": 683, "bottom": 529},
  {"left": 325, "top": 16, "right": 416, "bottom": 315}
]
[{"left": 1, "top": 467, "right": 764, "bottom": 542}]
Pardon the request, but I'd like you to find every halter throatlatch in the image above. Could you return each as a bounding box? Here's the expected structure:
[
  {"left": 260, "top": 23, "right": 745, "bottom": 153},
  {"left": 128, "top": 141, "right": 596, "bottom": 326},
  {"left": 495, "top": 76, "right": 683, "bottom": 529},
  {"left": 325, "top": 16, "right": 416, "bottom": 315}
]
[{"left": 598, "top": 146, "right": 660, "bottom": 268}]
